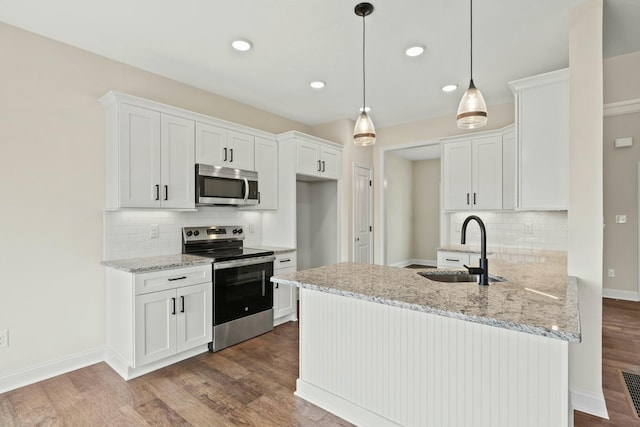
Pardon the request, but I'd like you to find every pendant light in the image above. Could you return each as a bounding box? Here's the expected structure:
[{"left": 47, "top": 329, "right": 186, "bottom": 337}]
[
  {"left": 456, "top": 0, "right": 487, "bottom": 129},
  {"left": 353, "top": 2, "right": 376, "bottom": 146}
]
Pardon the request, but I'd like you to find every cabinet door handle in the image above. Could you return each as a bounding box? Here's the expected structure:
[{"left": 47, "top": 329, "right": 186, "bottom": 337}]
[
  {"left": 230, "top": 148, "right": 234, "bottom": 163},
  {"left": 164, "top": 185, "right": 168, "bottom": 201},
  {"left": 180, "top": 296, "right": 185, "bottom": 313},
  {"left": 279, "top": 258, "right": 291, "bottom": 263},
  {"left": 466, "top": 193, "right": 470, "bottom": 205},
  {"left": 322, "top": 160, "right": 326, "bottom": 172},
  {"left": 275, "top": 283, "right": 279, "bottom": 289},
  {"left": 317, "top": 160, "right": 321, "bottom": 172},
  {"left": 473, "top": 193, "right": 477, "bottom": 205},
  {"left": 257, "top": 191, "right": 261, "bottom": 204},
  {"left": 224, "top": 147, "right": 228, "bottom": 161},
  {"left": 168, "top": 276, "right": 187, "bottom": 282},
  {"left": 156, "top": 185, "right": 160, "bottom": 201},
  {"left": 171, "top": 297, "right": 176, "bottom": 315}
]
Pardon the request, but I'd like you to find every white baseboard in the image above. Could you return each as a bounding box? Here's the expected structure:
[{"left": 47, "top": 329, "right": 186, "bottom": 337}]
[
  {"left": 388, "top": 259, "right": 437, "bottom": 268},
  {"left": 602, "top": 288, "right": 640, "bottom": 301},
  {"left": 0, "top": 346, "right": 105, "bottom": 394},
  {"left": 296, "top": 379, "right": 401, "bottom": 427},
  {"left": 571, "top": 386, "right": 609, "bottom": 419}
]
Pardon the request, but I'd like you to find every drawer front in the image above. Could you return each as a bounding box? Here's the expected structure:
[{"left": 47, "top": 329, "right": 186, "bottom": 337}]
[
  {"left": 436, "top": 251, "right": 470, "bottom": 268},
  {"left": 274, "top": 252, "right": 297, "bottom": 271},
  {"left": 135, "top": 265, "right": 211, "bottom": 295}
]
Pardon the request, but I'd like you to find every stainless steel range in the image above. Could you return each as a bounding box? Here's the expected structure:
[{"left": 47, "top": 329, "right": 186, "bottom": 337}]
[{"left": 182, "top": 225, "right": 275, "bottom": 352}]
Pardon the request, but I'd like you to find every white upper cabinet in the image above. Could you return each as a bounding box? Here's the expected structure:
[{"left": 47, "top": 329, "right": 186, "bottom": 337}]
[
  {"left": 251, "top": 136, "right": 278, "bottom": 210},
  {"left": 442, "top": 134, "right": 503, "bottom": 211},
  {"left": 195, "top": 123, "right": 255, "bottom": 171},
  {"left": 286, "top": 132, "right": 342, "bottom": 180},
  {"left": 509, "top": 69, "right": 569, "bottom": 210},
  {"left": 102, "top": 97, "right": 195, "bottom": 210}
]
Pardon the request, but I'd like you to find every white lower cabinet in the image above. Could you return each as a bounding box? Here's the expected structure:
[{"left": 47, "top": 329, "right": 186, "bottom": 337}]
[
  {"left": 106, "top": 264, "right": 212, "bottom": 380},
  {"left": 273, "top": 251, "right": 298, "bottom": 326}
]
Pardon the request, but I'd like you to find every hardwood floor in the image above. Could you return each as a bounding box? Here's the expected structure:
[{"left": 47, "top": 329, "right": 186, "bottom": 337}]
[
  {"left": 3, "top": 298, "right": 640, "bottom": 426},
  {"left": 0, "top": 322, "right": 352, "bottom": 426},
  {"left": 574, "top": 298, "right": 640, "bottom": 426}
]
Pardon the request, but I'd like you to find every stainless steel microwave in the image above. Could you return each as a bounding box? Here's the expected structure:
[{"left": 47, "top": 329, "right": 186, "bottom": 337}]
[{"left": 195, "top": 164, "right": 259, "bottom": 206}]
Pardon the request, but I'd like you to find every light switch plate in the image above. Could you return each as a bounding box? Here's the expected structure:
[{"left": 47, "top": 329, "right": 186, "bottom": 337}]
[{"left": 616, "top": 215, "right": 627, "bottom": 224}]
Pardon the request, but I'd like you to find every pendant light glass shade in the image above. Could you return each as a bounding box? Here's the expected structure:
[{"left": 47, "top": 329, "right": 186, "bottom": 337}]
[
  {"left": 456, "top": 79, "right": 487, "bottom": 129},
  {"left": 354, "top": 111, "right": 376, "bottom": 146},
  {"left": 457, "top": 0, "right": 487, "bottom": 129},
  {"left": 353, "top": 3, "right": 375, "bottom": 146}
]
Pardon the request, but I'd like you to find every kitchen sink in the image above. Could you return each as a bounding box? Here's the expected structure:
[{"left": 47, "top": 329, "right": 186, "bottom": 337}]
[{"left": 418, "top": 270, "right": 506, "bottom": 283}]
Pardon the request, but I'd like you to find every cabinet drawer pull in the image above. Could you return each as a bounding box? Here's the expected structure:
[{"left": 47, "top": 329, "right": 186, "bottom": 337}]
[
  {"left": 279, "top": 259, "right": 292, "bottom": 263},
  {"left": 171, "top": 297, "right": 176, "bottom": 315},
  {"left": 180, "top": 296, "right": 185, "bottom": 313},
  {"left": 445, "top": 258, "right": 461, "bottom": 262},
  {"left": 168, "top": 276, "right": 187, "bottom": 281}
]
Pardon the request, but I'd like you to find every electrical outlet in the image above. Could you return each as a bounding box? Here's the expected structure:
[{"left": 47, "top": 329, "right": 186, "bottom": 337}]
[
  {"left": 0, "top": 329, "right": 8, "bottom": 348},
  {"left": 249, "top": 223, "right": 255, "bottom": 233},
  {"left": 149, "top": 224, "right": 159, "bottom": 239},
  {"left": 524, "top": 224, "right": 533, "bottom": 234},
  {"left": 608, "top": 269, "right": 616, "bottom": 278}
]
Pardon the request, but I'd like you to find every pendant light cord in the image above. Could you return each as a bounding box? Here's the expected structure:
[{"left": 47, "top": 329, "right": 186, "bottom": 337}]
[
  {"left": 362, "top": 12, "right": 367, "bottom": 111},
  {"left": 470, "top": 0, "right": 473, "bottom": 81}
]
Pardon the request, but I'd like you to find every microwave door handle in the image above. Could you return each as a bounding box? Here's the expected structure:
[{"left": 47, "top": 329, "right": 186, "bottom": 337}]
[{"left": 243, "top": 177, "right": 249, "bottom": 202}]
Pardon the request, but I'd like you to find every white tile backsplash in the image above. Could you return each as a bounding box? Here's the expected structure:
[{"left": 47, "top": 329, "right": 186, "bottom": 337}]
[
  {"left": 103, "top": 207, "right": 264, "bottom": 260},
  {"left": 447, "top": 211, "right": 568, "bottom": 251}
]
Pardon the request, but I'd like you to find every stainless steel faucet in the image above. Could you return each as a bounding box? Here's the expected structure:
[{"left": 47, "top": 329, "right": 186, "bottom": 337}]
[{"left": 460, "top": 215, "right": 489, "bottom": 285}]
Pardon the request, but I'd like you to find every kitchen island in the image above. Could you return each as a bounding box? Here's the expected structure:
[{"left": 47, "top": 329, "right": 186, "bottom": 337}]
[{"left": 271, "top": 251, "right": 579, "bottom": 427}]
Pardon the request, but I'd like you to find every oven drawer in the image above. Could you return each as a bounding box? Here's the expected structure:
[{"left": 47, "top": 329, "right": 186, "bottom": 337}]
[{"left": 135, "top": 265, "right": 211, "bottom": 295}]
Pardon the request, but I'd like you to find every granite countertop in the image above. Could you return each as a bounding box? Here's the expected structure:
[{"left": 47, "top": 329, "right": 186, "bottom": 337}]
[
  {"left": 271, "top": 251, "right": 580, "bottom": 342},
  {"left": 102, "top": 254, "right": 212, "bottom": 273},
  {"left": 246, "top": 245, "right": 296, "bottom": 255}
]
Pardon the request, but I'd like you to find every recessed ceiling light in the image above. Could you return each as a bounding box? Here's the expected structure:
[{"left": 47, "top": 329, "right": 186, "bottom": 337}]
[
  {"left": 310, "top": 81, "right": 326, "bottom": 89},
  {"left": 442, "top": 84, "right": 458, "bottom": 92},
  {"left": 405, "top": 45, "right": 425, "bottom": 57},
  {"left": 231, "top": 39, "right": 252, "bottom": 52}
]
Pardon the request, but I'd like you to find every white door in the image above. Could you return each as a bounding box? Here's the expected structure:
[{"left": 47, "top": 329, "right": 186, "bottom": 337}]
[
  {"left": 161, "top": 114, "right": 195, "bottom": 209},
  {"left": 119, "top": 104, "right": 161, "bottom": 208},
  {"left": 442, "top": 140, "right": 473, "bottom": 211},
  {"left": 176, "top": 283, "right": 211, "bottom": 353},
  {"left": 135, "top": 289, "right": 176, "bottom": 366},
  {"left": 227, "top": 130, "right": 255, "bottom": 171},
  {"left": 353, "top": 165, "right": 373, "bottom": 263}
]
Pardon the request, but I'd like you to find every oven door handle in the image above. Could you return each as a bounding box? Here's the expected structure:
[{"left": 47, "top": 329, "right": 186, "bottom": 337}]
[{"left": 213, "top": 255, "right": 275, "bottom": 270}]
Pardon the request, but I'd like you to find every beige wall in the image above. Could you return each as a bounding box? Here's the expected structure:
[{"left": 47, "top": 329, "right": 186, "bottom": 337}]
[
  {"left": 568, "top": 0, "right": 606, "bottom": 417},
  {"left": 413, "top": 159, "right": 440, "bottom": 263},
  {"left": 0, "top": 23, "right": 310, "bottom": 378},
  {"left": 385, "top": 153, "right": 414, "bottom": 265},
  {"left": 602, "top": 51, "right": 640, "bottom": 297}
]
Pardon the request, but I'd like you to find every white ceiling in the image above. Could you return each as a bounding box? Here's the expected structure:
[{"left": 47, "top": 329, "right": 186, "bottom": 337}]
[{"left": 1, "top": 0, "right": 639, "bottom": 131}]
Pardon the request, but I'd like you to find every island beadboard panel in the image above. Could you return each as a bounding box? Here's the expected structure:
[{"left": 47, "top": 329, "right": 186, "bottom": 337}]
[{"left": 297, "top": 288, "right": 569, "bottom": 427}]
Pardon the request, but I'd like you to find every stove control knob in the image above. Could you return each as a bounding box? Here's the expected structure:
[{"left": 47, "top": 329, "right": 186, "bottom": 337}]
[
  {"left": 237, "top": 228, "right": 243, "bottom": 234},
  {"left": 193, "top": 230, "right": 200, "bottom": 236},
  {"left": 232, "top": 229, "right": 238, "bottom": 234},
  {"left": 186, "top": 231, "right": 193, "bottom": 237}
]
